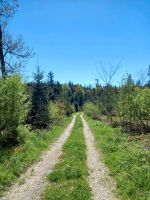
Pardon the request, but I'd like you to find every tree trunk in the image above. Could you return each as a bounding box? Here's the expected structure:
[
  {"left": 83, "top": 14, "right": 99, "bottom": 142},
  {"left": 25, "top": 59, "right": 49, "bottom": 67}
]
[{"left": 0, "top": 24, "right": 6, "bottom": 77}]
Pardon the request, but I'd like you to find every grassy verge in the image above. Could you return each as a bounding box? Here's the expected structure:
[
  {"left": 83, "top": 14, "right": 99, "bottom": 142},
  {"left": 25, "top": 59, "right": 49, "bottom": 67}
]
[
  {"left": 0, "top": 117, "right": 71, "bottom": 196},
  {"left": 85, "top": 116, "right": 150, "bottom": 200},
  {"left": 42, "top": 115, "right": 91, "bottom": 200}
]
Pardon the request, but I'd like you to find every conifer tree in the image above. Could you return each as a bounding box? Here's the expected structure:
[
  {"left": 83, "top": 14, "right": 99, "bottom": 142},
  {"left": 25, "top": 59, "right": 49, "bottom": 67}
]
[
  {"left": 47, "top": 71, "right": 55, "bottom": 101},
  {"left": 29, "top": 66, "right": 49, "bottom": 129}
]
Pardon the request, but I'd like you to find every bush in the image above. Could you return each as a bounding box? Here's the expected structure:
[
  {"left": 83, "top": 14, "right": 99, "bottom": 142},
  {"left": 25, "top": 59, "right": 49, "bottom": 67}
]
[
  {"left": 48, "top": 101, "right": 66, "bottom": 126},
  {"left": 0, "top": 75, "right": 30, "bottom": 146},
  {"left": 83, "top": 102, "right": 100, "bottom": 119},
  {"left": 65, "top": 103, "right": 75, "bottom": 116},
  {"left": 135, "top": 87, "right": 150, "bottom": 122}
]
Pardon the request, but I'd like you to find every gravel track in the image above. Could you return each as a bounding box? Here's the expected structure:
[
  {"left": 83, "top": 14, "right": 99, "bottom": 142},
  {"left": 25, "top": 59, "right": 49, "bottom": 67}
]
[
  {"left": 1, "top": 115, "right": 76, "bottom": 200},
  {"left": 81, "top": 115, "right": 118, "bottom": 200}
]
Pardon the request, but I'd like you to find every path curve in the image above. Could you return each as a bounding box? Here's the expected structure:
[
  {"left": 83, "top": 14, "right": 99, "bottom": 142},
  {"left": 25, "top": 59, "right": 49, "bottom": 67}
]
[
  {"left": 1, "top": 115, "right": 76, "bottom": 200},
  {"left": 81, "top": 115, "right": 117, "bottom": 200}
]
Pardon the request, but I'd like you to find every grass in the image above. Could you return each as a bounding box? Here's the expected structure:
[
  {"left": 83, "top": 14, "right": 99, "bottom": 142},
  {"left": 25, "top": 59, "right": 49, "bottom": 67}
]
[
  {"left": 42, "top": 115, "right": 91, "bottom": 200},
  {"left": 0, "top": 117, "right": 71, "bottom": 196},
  {"left": 86, "top": 116, "right": 150, "bottom": 200}
]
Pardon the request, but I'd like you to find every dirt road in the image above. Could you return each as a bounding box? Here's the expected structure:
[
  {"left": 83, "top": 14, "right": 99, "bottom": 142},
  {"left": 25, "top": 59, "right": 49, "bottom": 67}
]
[
  {"left": 1, "top": 115, "right": 76, "bottom": 200},
  {"left": 81, "top": 115, "right": 117, "bottom": 200}
]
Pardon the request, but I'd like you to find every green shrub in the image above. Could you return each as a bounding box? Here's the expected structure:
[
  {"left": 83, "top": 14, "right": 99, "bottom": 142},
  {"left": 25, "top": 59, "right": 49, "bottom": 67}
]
[
  {"left": 48, "top": 101, "right": 65, "bottom": 126},
  {"left": 65, "top": 102, "right": 75, "bottom": 116},
  {"left": 0, "top": 75, "right": 30, "bottom": 146},
  {"left": 135, "top": 87, "right": 150, "bottom": 122},
  {"left": 117, "top": 74, "right": 150, "bottom": 132},
  {"left": 83, "top": 102, "right": 100, "bottom": 119}
]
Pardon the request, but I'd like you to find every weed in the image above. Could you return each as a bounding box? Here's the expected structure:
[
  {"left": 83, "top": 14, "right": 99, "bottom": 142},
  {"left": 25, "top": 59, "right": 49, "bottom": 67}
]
[
  {"left": 0, "top": 117, "right": 71, "bottom": 196},
  {"left": 86, "top": 116, "right": 150, "bottom": 200},
  {"left": 42, "top": 116, "right": 91, "bottom": 200}
]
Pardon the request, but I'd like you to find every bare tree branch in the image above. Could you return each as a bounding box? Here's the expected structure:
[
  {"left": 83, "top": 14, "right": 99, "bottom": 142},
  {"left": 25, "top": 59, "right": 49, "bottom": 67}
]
[
  {"left": 136, "top": 68, "right": 148, "bottom": 86},
  {"left": 0, "top": 1, "right": 34, "bottom": 76},
  {"left": 96, "top": 60, "right": 122, "bottom": 85},
  {"left": 0, "top": 0, "right": 18, "bottom": 20}
]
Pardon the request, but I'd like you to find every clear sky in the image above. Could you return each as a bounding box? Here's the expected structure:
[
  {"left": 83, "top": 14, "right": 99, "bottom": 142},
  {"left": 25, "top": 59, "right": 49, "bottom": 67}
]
[{"left": 8, "top": 0, "right": 150, "bottom": 85}]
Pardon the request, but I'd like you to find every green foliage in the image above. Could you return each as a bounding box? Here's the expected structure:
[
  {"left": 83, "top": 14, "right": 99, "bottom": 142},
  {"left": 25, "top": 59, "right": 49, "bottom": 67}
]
[
  {"left": 74, "top": 84, "right": 84, "bottom": 111},
  {"left": 83, "top": 102, "right": 100, "bottom": 119},
  {"left": 65, "top": 102, "right": 75, "bottom": 116},
  {"left": 118, "top": 74, "right": 136, "bottom": 123},
  {"left": 47, "top": 71, "right": 55, "bottom": 101},
  {"left": 0, "top": 117, "right": 71, "bottom": 195},
  {"left": 135, "top": 88, "right": 150, "bottom": 121},
  {"left": 60, "top": 83, "right": 84, "bottom": 112},
  {"left": 118, "top": 74, "right": 150, "bottom": 131},
  {"left": 42, "top": 116, "right": 91, "bottom": 200},
  {"left": 48, "top": 101, "right": 65, "bottom": 126},
  {"left": 47, "top": 71, "right": 54, "bottom": 85},
  {"left": 0, "top": 75, "right": 29, "bottom": 145},
  {"left": 84, "top": 83, "right": 119, "bottom": 123},
  {"left": 101, "top": 85, "right": 118, "bottom": 118},
  {"left": 29, "top": 67, "right": 49, "bottom": 129},
  {"left": 86, "top": 116, "right": 150, "bottom": 200}
]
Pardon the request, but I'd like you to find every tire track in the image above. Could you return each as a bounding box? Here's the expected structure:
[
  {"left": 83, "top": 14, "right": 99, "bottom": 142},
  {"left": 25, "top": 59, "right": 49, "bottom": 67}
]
[
  {"left": 81, "top": 115, "right": 117, "bottom": 200},
  {"left": 1, "top": 115, "right": 76, "bottom": 200}
]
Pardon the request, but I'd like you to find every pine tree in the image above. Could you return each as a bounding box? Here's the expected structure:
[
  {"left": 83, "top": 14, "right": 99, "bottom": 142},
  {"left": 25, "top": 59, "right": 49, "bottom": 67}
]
[
  {"left": 47, "top": 71, "right": 55, "bottom": 101},
  {"left": 47, "top": 71, "right": 54, "bottom": 85},
  {"left": 147, "top": 65, "right": 150, "bottom": 86},
  {"left": 29, "top": 66, "right": 49, "bottom": 129}
]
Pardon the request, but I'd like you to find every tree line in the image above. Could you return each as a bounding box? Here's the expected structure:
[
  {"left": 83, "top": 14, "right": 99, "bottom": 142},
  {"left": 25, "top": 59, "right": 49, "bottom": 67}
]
[
  {"left": 84, "top": 66, "right": 150, "bottom": 134},
  {"left": 1, "top": 64, "right": 150, "bottom": 146}
]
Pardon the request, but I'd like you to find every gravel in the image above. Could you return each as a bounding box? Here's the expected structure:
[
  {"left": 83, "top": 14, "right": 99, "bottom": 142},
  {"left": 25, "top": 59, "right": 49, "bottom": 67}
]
[
  {"left": 1, "top": 115, "right": 76, "bottom": 200},
  {"left": 81, "top": 115, "right": 118, "bottom": 200}
]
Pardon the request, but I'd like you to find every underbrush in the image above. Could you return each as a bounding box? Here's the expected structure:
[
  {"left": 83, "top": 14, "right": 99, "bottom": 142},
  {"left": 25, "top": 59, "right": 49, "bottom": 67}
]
[
  {"left": 86, "top": 116, "right": 150, "bottom": 200},
  {"left": 0, "top": 117, "right": 71, "bottom": 196},
  {"left": 42, "top": 115, "right": 91, "bottom": 200},
  {"left": 100, "top": 115, "right": 150, "bottom": 135}
]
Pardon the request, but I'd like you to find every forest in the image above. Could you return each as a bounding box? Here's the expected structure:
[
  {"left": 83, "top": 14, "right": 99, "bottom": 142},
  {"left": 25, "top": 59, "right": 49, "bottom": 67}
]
[
  {"left": 1, "top": 65, "right": 150, "bottom": 147},
  {"left": 0, "top": 1, "right": 149, "bottom": 200}
]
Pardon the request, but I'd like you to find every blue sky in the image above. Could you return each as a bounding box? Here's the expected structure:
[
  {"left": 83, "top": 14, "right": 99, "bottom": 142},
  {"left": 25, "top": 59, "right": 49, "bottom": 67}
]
[{"left": 8, "top": 0, "right": 150, "bottom": 85}]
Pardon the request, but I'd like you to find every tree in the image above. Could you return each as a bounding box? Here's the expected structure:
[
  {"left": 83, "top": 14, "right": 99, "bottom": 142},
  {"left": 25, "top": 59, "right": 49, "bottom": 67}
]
[
  {"left": 47, "top": 71, "right": 54, "bottom": 85},
  {"left": 96, "top": 61, "right": 121, "bottom": 85},
  {"left": 0, "top": 0, "right": 18, "bottom": 76},
  {"left": 29, "top": 66, "right": 49, "bottom": 129},
  {"left": 60, "top": 84, "right": 70, "bottom": 103},
  {"left": 2, "top": 31, "right": 33, "bottom": 75},
  {"left": 0, "top": 0, "right": 18, "bottom": 19},
  {"left": 0, "top": 74, "right": 29, "bottom": 146},
  {"left": 53, "top": 81, "right": 61, "bottom": 100},
  {"left": 0, "top": 0, "right": 33, "bottom": 77},
  {"left": 136, "top": 68, "right": 148, "bottom": 87},
  {"left": 74, "top": 84, "right": 84, "bottom": 111},
  {"left": 48, "top": 101, "right": 65, "bottom": 126},
  {"left": 96, "top": 61, "right": 121, "bottom": 122},
  {"left": 118, "top": 74, "right": 137, "bottom": 130},
  {"left": 134, "top": 88, "right": 150, "bottom": 128},
  {"left": 83, "top": 102, "right": 100, "bottom": 119},
  {"left": 47, "top": 71, "right": 55, "bottom": 101},
  {"left": 147, "top": 65, "right": 150, "bottom": 86}
]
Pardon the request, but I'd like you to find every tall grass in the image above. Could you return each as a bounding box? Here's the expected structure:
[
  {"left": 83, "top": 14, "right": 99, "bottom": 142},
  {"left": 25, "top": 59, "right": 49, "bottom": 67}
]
[
  {"left": 86, "top": 116, "right": 150, "bottom": 200},
  {"left": 42, "top": 115, "right": 91, "bottom": 200},
  {"left": 0, "top": 117, "right": 71, "bottom": 196}
]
